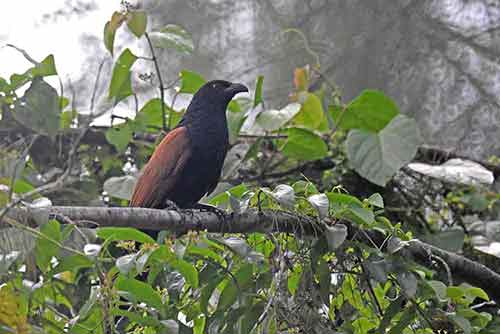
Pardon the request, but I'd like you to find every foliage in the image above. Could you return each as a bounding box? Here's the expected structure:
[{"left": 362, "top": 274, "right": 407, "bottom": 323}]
[{"left": 0, "top": 3, "right": 499, "bottom": 334}]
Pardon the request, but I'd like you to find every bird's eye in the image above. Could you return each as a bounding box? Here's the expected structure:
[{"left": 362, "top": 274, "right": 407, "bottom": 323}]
[{"left": 212, "top": 83, "right": 218, "bottom": 89}]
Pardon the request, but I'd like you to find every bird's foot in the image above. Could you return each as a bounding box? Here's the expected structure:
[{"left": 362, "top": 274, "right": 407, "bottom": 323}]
[
  {"left": 163, "top": 199, "right": 181, "bottom": 211},
  {"left": 193, "top": 203, "right": 228, "bottom": 232}
]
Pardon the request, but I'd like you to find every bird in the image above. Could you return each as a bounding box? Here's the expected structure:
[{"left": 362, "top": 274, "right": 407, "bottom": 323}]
[{"left": 129, "top": 80, "right": 248, "bottom": 211}]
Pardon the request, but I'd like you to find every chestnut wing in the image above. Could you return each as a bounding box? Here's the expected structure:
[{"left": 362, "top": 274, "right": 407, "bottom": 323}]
[{"left": 130, "top": 127, "right": 191, "bottom": 208}]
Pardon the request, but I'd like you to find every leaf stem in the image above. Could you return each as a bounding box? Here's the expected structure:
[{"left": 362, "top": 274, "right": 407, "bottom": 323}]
[{"left": 144, "top": 32, "right": 167, "bottom": 132}]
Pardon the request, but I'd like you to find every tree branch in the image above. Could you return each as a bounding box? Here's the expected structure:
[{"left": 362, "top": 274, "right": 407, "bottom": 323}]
[{"left": 4, "top": 206, "right": 500, "bottom": 300}]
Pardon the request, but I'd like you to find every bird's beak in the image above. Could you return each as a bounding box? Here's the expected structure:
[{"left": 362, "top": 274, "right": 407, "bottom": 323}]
[{"left": 226, "top": 82, "right": 249, "bottom": 96}]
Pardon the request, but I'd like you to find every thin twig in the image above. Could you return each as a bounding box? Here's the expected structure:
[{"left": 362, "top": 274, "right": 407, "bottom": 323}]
[
  {"left": 144, "top": 32, "right": 167, "bottom": 131},
  {"left": 90, "top": 59, "right": 107, "bottom": 114}
]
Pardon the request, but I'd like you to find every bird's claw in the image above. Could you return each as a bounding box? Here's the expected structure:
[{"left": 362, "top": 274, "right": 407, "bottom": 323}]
[
  {"left": 163, "top": 199, "right": 181, "bottom": 211},
  {"left": 193, "top": 203, "right": 228, "bottom": 232}
]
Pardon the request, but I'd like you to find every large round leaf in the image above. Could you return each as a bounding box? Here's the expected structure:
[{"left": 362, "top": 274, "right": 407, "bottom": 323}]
[{"left": 346, "top": 115, "right": 419, "bottom": 186}]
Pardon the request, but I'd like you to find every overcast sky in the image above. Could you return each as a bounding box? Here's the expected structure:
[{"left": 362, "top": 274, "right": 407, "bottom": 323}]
[{"left": 0, "top": 1, "right": 116, "bottom": 81}]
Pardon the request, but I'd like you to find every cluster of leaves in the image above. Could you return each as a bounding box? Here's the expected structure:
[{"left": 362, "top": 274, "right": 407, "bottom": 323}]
[{"left": 1, "top": 4, "right": 499, "bottom": 334}]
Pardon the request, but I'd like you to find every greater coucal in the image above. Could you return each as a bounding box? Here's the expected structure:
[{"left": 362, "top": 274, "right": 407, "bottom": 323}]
[{"left": 130, "top": 80, "right": 248, "bottom": 210}]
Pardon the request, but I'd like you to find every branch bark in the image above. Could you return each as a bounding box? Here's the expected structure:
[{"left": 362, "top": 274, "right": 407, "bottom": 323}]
[{"left": 4, "top": 206, "right": 500, "bottom": 301}]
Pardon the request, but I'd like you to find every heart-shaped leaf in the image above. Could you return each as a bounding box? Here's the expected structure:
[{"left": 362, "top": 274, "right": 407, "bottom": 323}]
[
  {"left": 346, "top": 115, "right": 419, "bottom": 186},
  {"left": 325, "top": 224, "right": 347, "bottom": 250}
]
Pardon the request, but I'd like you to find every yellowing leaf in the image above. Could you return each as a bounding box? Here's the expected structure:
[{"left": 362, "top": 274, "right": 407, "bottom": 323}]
[
  {"left": 0, "top": 286, "right": 29, "bottom": 334},
  {"left": 127, "top": 10, "right": 147, "bottom": 38},
  {"left": 294, "top": 67, "right": 309, "bottom": 91},
  {"left": 292, "top": 93, "right": 325, "bottom": 129},
  {"left": 104, "top": 11, "right": 127, "bottom": 55}
]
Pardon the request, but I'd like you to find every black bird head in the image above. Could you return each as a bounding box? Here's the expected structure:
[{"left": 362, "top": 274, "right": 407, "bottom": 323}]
[
  {"left": 193, "top": 80, "right": 248, "bottom": 106},
  {"left": 181, "top": 79, "right": 248, "bottom": 128}
]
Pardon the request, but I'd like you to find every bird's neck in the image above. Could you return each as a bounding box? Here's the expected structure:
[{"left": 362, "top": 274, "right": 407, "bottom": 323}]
[{"left": 181, "top": 103, "right": 229, "bottom": 149}]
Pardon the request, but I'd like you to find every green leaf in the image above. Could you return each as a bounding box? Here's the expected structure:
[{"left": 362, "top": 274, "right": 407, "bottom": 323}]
[
  {"left": 170, "top": 258, "right": 199, "bottom": 288},
  {"left": 30, "top": 54, "right": 57, "bottom": 77},
  {"left": 345, "top": 207, "right": 374, "bottom": 225},
  {"left": 353, "top": 317, "right": 377, "bottom": 333},
  {"left": 0, "top": 77, "right": 8, "bottom": 92},
  {"left": 327, "top": 192, "right": 363, "bottom": 207},
  {"left": 54, "top": 254, "right": 93, "bottom": 274},
  {"left": 149, "top": 24, "right": 194, "bottom": 55},
  {"left": 109, "top": 48, "right": 137, "bottom": 102},
  {"left": 377, "top": 296, "right": 405, "bottom": 333},
  {"left": 115, "top": 275, "right": 163, "bottom": 309},
  {"left": 367, "top": 193, "right": 384, "bottom": 208},
  {"left": 10, "top": 179, "right": 35, "bottom": 194},
  {"left": 9, "top": 73, "right": 30, "bottom": 92},
  {"left": 208, "top": 184, "right": 249, "bottom": 206},
  {"left": 282, "top": 127, "right": 328, "bottom": 161},
  {"left": 96, "top": 227, "right": 156, "bottom": 244},
  {"left": 35, "top": 220, "right": 61, "bottom": 271},
  {"left": 103, "top": 175, "right": 137, "bottom": 200},
  {"left": 255, "top": 103, "right": 301, "bottom": 132},
  {"left": 292, "top": 93, "right": 325, "bottom": 129},
  {"left": 465, "top": 287, "right": 489, "bottom": 301},
  {"left": 253, "top": 75, "right": 264, "bottom": 107},
  {"left": 134, "top": 98, "right": 167, "bottom": 129},
  {"left": 126, "top": 10, "right": 147, "bottom": 38},
  {"left": 105, "top": 125, "right": 133, "bottom": 152},
  {"left": 217, "top": 263, "right": 253, "bottom": 312},
  {"left": 427, "top": 280, "right": 448, "bottom": 301},
  {"left": 104, "top": 11, "right": 126, "bottom": 55},
  {"left": 388, "top": 305, "right": 416, "bottom": 334},
  {"left": 331, "top": 90, "right": 399, "bottom": 132},
  {"left": 12, "top": 78, "right": 60, "bottom": 137},
  {"left": 447, "top": 286, "right": 465, "bottom": 299},
  {"left": 346, "top": 115, "right": 420, "bottom": 186},
  {"left": 60, "top": 109, "right": 76, "bottom": 129},
  {"left": 288, "top": 264, "right": 302, "bottom": 295},
  {"left": 179, "top": 70, "right": 206, "bottom": 94}
]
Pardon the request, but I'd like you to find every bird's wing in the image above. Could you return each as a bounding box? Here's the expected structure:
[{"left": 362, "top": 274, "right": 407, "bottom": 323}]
[{"left": 130, "top": 127, "right": 191, "bottom": 208}]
